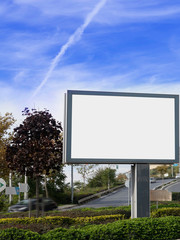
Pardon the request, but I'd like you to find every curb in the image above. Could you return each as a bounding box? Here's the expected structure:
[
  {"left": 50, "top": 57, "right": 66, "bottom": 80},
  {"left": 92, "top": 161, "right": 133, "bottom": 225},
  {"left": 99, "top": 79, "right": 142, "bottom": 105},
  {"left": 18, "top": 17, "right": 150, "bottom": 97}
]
[{"left": 58, "top": 204, "right": 77, "bottom": 211}]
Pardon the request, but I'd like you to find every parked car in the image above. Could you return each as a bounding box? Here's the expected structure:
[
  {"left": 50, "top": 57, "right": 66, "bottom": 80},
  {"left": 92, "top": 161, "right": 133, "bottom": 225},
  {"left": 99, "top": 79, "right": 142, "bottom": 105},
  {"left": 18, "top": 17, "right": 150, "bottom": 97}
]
[
  {"left": 8, "top": 198, "right": 58, "bottom": 212},
  {"left": 150, "top": 177, "right": 156, "bottom": 183},
  {"left": 176, "top": 173, "right": 180, "bottom": 179}
]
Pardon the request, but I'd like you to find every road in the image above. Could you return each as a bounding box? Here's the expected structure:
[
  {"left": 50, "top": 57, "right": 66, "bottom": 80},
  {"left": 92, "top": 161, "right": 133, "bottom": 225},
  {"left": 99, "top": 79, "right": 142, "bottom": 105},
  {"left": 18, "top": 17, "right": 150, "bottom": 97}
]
[
  {"left": 150, "top": 178, "right": 174, "bottom": 190},
  {"left": 74, "top": 179, "right": 174, "bottom": 209},
  {"left": 164, "top": 179, "right": 180, "bottom": 192}
]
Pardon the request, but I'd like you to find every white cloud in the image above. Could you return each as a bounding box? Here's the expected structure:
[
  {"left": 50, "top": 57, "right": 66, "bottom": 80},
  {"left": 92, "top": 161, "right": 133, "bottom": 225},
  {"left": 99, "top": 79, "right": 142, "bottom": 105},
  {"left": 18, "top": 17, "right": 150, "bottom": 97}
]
[
  {"left": 1, "top": 0, "right": 180, "bottom": 185},
  {"left": 92, "top": 1, "right": 180, "bottom": 25},
  {"left": 2, "top": 0, "right": 180, "bottom": 27},
  {"left": 31, "top": 0, "right": 107, "bottom": 99},
  {"left": 1, "top": 66, "right": 180, "bottom": 183}
]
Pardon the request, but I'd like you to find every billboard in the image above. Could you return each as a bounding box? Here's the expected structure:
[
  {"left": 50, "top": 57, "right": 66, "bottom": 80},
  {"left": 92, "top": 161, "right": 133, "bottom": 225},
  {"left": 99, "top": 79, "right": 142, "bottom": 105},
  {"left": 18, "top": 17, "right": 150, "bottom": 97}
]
[{"left": 63, "top": 90, "right": 179, "bottom": 164}]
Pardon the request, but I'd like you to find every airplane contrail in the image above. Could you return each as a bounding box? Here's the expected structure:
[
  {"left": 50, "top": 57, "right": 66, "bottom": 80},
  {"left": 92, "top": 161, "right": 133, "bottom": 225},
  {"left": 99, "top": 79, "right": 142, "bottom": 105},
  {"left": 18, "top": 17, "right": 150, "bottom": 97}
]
[{"left": 31, "top": 0, "right": 107, "bottom": 98}]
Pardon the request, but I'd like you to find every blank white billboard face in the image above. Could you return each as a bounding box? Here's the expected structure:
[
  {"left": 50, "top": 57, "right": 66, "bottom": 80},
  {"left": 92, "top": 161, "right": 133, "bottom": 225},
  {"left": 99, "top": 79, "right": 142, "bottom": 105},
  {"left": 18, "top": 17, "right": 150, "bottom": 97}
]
[{"left": 64, "top": 91, "right": 179, "bottom": 164}]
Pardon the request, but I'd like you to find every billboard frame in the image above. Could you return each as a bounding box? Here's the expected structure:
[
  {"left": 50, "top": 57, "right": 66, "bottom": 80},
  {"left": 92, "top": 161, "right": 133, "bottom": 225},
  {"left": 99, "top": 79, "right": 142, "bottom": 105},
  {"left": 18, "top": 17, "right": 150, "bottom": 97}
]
[{"left": 63, "top": 90, "right": 179, "bottom": 164}]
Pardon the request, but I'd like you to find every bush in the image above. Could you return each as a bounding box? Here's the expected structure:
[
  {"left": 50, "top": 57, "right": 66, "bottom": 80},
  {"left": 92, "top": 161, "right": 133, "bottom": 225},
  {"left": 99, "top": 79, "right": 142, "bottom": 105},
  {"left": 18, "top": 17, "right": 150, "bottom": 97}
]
[
  {"left": 2, "top": 217, "right": 180, "bottom": 239},
  {"left": 151, "top": 207, "right": 180, "bottom": 217},
  {"left": 43, "top": 217, "right": 180, "bottom": 240},
  {"left": 0, "top": 227, "right": 41, "bottom": 240},
  {"left": 172, "top": 192, "right": 180, "bottom": 201},
  {"left": 0, "top": 194, "right": 9, "bottom": 211},
  {"left": 0, "top": 216, "right": 76, "bottom": 226},
  {"left": 0, "top": 214, "right": 124, "bottom": 226}
]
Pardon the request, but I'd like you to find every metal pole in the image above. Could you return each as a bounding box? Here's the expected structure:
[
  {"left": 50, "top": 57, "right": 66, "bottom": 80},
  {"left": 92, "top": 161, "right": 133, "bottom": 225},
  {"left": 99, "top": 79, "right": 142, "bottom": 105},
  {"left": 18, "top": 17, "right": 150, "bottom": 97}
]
[
  {"left": 71, "top": 164, "right": 74, "bottom": 204},
  {"left": 131, "top": 165, "right": 135, "bottom": 219},
  {"left": 9, "top": 172, "right": 12, "bottom": 204},
  {"left": 179, "top": 147, "right": 180, "bottom": 174},
  {"left": 18, "top": 183, "right": 20, "bottom": 202},
  {"left": 24, "top": 168, "right": 28, "bottom": 199},
  {"left": 108, "top": 165, "right": 110, "bottom": 190},
  {"left": 128, "top": 180, "right": 130, "bottom": 206},
  {"left": 128, "top": 172, "right": 131, "bottom": 206}
]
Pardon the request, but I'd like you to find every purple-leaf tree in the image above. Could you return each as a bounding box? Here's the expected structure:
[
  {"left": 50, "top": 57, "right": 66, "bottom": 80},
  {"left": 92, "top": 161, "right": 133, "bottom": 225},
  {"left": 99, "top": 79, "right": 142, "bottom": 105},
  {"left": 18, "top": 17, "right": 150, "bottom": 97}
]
[{"left": 6, "top": 109, "right": 63, "bottom": 216}]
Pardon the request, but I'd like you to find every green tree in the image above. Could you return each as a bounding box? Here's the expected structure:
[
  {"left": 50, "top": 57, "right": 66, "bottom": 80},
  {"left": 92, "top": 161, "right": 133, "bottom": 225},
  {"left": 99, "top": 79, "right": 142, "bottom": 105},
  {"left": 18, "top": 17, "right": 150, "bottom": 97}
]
[
  {"left": 76, "top": 164, "right": 96, "bottom": 187},
  {"left": 45, "top": 170, "right": 66, "bottom": 201},
  {"left": 156, "top": 165, "right": 169, "bottom": 179},
  {"left": 88, "top": 167, "right": 117, "bottom": 188},
  {"left": 0, "top": 113, "right": 15, "bottom": 178},
  {"left": 116, "top": 173, "right": 127, "bottom": 184},
  {"left": 6, "top": 109, "right": 63, "bottom": 216}
]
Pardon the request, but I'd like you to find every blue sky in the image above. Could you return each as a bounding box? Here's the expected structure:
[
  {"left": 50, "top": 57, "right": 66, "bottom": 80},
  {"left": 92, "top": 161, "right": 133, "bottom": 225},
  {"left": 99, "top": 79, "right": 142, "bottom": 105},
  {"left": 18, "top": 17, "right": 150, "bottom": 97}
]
[{"left": 1, "top": 0, "right": 180, "bottom": 182}]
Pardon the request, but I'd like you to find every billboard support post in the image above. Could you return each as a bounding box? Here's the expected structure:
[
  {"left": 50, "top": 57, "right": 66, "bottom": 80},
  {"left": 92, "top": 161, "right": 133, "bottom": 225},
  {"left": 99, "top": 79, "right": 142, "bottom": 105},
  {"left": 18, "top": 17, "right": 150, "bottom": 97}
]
[
  {"left": 131, "top": 164, "right": 150, "bottom": 218},
  {"left": 71, "top": 164, "right": 74, "bottom": 204}
]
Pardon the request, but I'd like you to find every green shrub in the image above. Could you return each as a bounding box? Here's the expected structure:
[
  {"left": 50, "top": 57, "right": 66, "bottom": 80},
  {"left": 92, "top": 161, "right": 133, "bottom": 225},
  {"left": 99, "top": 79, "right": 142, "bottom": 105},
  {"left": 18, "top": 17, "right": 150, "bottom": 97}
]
[
  {"left": 0, "top": 216, "right": 76, "bottom": 226},
  {"left": 151, "top": 201, "right": 180, "bottom": 210},
  {"left": 0, "top": 214, "right": 124, "bottom": 226},
  {"left": 76, "top": 214, "right": 124, "bottom": 224},
  {"left": 172, "top": 192, "right": 180, "bottom": 201},
  {"left": 1, "top": 217, "right": 180, "bottom": 239},
  {"left": 0, "top": 194, "right": 11, "bottom": 211},
  {"left": 43, "top": 217, "right": 180, "bottom": 240},
  {"left": 0, "top": 227, "right": 41, "bottom": 240},
  {"left": 151, "top": 207, "right": 180, "bottom": 217}
]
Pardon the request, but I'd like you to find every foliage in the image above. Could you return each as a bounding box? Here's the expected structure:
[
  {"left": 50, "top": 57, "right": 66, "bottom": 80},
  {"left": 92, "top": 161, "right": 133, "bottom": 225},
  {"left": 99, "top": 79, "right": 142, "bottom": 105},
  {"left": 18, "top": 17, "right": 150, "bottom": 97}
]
[
  {"left": 45, "top": 171, "right": 66, "bottom": 198},
  {"left": 5, "top": 109, "right": 64, "bottom": 216},
  {"left": 151, "top": 207, "right": 180, "bottom": 218},
  {"left": 172, "top": 192, "right": 180, "bottom": 201},
  {"left": 116, "top": 173, "right": 127, "bottom": 184},
  {"left": 150, "top": 201, "right": 180, "bottom": 211},
  {"left": 2, "top": 217, "right": 180, "bottom": 240},
  {"left": 0, "top": 193, "right": 10, "bottom": 211},
  {"left": 44, "top": 217, "right": 180, "bottom": 239},
  {"left": 4, "top": 204, "right": 180, "bottom": 237},
  {"left": 76, "top": 164, "right": 96, "bottom": 187},
  {"left": 88, "top": 167, "right": 117, "bottom": 188},
  {"left": 150, "top": 165, "right": 179, "bottom": 178},
  {"left": 6, "top": 109, "right": 63, "bottom": 177},
  {"left": 0, "top": 214, "right": 124, "bottom": 226},
  {"left": 0, "top": 112, "right": 15, "bottom": 178},
  {"left": 74, "top": 181, "right": 84, "bottom": 190},
  {"left": 154, "top": 165, "right": 169, "bottom": 179},
  {"left": 0, "top": 228, "right": 41, "bottom": 240},
  {"left": 173, "top": 166, "right": 179, "bottom": 177}
]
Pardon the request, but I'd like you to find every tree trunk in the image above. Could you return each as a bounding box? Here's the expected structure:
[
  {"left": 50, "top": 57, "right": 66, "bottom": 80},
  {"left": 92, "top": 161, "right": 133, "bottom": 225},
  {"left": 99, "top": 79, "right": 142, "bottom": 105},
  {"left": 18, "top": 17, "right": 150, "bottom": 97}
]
[
  {"left": 36, "top": 176, "right": 40, "bottom": 218},
  {"left": 44, "top": 175, "right": 49, "bottom": 198}
]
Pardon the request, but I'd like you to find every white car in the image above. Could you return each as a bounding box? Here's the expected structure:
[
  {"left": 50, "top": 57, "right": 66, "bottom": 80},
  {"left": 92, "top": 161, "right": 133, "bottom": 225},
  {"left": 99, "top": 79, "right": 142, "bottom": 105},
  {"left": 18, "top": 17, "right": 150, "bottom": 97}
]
[{"left": 150, "top": 177, "right": 156, "bottom": 183}]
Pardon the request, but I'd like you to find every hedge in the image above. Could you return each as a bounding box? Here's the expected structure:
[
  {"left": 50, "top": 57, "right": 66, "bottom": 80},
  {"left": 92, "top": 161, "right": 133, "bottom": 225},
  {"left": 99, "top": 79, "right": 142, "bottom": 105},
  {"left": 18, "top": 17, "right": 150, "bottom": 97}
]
[
  {"left": 1, "top": 216, "right": 180, "bottom": 239},
  {"left": 0, "top": 214, "right": 124, "bottom": 226},
  {"left": 0, "top": 228, "right": 41, "bottom": 240},
  {"left": 43, "top": 217, "right": 180, "bottom": 240},
  {"left": 151, "top": 207, "right": 180, "bottom": 217},
  {"left": 172, "top": 192, "right": 180, "bottom": 201}
]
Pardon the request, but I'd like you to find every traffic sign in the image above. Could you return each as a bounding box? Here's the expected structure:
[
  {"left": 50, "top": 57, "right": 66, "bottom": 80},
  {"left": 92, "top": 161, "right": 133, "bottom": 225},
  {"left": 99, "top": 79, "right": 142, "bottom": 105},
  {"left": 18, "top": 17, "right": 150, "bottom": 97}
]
[
  {"left": 125, "top": 180, "right": 129, "bottom": 188},
  {"left": 0, "top": 178, "right": 6, "bottom": 192},
  {"left": 5, "top": 187, "right": 20, "bottom": 195},
  {"left": 19, "top": 183, "right": 29, "bottom": 192}
]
